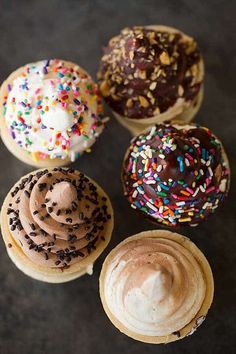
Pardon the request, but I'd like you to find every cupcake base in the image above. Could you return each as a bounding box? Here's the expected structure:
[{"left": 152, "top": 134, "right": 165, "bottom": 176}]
[
  {"left": 100, "top": 230, "right": 214, "bottom": 344},
  {"left": 1, "top": 170, "right": 114, "bottom": 283}
]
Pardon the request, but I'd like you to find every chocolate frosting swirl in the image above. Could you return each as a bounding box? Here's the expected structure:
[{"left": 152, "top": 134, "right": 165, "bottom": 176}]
[
  {"left": 103, "top": 236, "right": 207, "bottom": 336},
  {"left": 122, "top": 124, "right": 230, "bottom": 226},
  {"left": 98, "top": 26, "right": 202, "bottom": 118},
  {"left": 7, "top": 168, "right": 111, "bottom": 268}
]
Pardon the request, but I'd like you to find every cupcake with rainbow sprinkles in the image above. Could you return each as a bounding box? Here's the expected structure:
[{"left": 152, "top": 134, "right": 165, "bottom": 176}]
[
  {"left": 122, "top": 123, "right": 230, "bottom": 227},
  {"left": 0, "top": 59, "right": 106, "bottom": 167}
]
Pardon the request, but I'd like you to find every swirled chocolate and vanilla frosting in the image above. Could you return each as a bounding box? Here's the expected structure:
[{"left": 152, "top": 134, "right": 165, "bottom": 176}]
[
  {"left": 122, "top": 124, "right": 230, "bottom": 226},
  {"left": 2, "top": 59, "right": 105, "bottom": 161},
  {"left": 98, "top": 26, "right": 203, "bottom": 119},
  {"left": 103, "top": 236, "right": 207, "bottom": 337},
  {"left": 6, "top": 168, "right": 112, "bottom": 268}
]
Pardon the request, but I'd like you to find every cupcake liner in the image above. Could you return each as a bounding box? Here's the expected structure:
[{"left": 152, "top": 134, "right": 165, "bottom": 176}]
[
  {"left": 1, "top": 169, "right": 114, "bottom": 283},
  {"left": 100, "top": 230, "right": 214, "bottom": 344}
]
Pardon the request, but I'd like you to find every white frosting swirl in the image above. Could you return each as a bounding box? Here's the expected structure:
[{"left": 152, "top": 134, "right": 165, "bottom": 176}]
[{"left": 104, "top": 237, "right": 206, "bottom": 336}]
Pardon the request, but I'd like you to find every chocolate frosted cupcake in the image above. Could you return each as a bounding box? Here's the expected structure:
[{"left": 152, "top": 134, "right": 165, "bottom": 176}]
[
  {"left": 100, "top": 230, "right": 214, "bottom": 343},
  {"left": 0, "top": 168, "right": 114, "bottom": 283},
  {"left": 0, "top": 59, "right": 106, "bottom": 167},
  {"left": 122, "top": 124, "right": 230, "bottom": 227},
  {"left": 98, "top": 25, "right": 204, "bottom": 135}
]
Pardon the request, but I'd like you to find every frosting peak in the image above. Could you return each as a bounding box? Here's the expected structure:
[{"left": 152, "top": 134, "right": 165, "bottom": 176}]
[
  {"left": 47, "top": 181, "right": 77, "bottom": 209},
  {"left": 125, "top": 264, "right": 172, "bottom": 301},
  {"left": 40, "top": 104, "right": 74, "bottom": 131}
]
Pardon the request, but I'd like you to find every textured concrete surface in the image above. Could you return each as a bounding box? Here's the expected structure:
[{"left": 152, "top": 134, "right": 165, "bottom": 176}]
[{"left": 0, "top": 1, "right": 235, "bottom": 353}]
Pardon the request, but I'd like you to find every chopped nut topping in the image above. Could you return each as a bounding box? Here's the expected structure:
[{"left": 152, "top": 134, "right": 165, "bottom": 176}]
[
  {"left": 101, "top": 54, "right": 109, "bottom": 63},
  {"left": 149, "top": 82, "right": 157, "bottom": 91},
  {"left": 100, "top": 80, "right": 110, "bottom": 97},
  {"left": 190, "top": 64, "right": 198, "bottom": 76},
  {"left": 157, "top": 69, "right": 162, "bottom": 77},
  {"left": 147, "top": 31, "right": 157, "bottom": 45},
  {"left": 121, "top": 47, "right": 126, "bottom": 59},
  {"left": 126, "top": 98, "right": 133, "bottom": 108},
  {"left": 111, "top": 94, "right": 121, "bottom": 101},
  {"left": 160, "top": 51, "right": 170, "bottom": 65},
  {"left": 138, "top": 70, "right": 146, "bottom": 79},
  {"left": 129, "top": 51, "right": 134, "bottom": 60},
  {"left": 153, "top": 107, "right": 160, "bottom": 115},
  {"left": 178, "top": 85, "right": 184, "bottom": 96},
  {"left": 147, "top": 91, "right": 155, "bottom": 104},
  {"left": 139, "top": 96, "right": 149, "bottom": 107}
]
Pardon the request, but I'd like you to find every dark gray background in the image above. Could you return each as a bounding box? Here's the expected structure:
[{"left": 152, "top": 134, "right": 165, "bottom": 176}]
[{"left": 0, "top": 1, "right": 235, "bottom": 353}]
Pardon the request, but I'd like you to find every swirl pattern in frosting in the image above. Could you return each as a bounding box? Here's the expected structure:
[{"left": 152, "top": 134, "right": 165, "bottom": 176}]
[
  {"left": 98, "top": 26, "right": 202, "bottom": 119},
  {"left": 3, "top": 59, "right": 105, "bottom": 161},
  {"left": 103, "top": 235, "right": 207, "bottom": 337},
  {"left": 6, "top": 168, "right": 112, "bottom": 268},
  {"left": 122, "top": 124, "right": 230, "bottom": 226}
]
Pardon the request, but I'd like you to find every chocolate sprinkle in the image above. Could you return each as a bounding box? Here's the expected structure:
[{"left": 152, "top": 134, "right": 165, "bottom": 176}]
[
  {"left": 173, "top": 331, "right": 181, "bottom": 338},
  {"left": 56, "top": 209, "right": 61, "bottom": 216},
  {"left": 24, "top": 190, "right": 30, "bottom": 198}
]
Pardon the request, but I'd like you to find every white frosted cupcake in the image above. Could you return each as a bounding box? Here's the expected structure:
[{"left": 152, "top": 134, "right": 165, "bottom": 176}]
[
  {"left": 0, "top": 59, "right": 106, "bottom": 167},
  {"left": 100, "top": 230, "right": 214, "bottom": 343}
]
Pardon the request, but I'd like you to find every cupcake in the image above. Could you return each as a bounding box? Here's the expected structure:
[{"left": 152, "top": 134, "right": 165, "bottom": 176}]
[
  {"left": 0, "top": 168, "right": 114, "bottom": 283},
  {"left": 122, "top": 123, "right": 230, "bottom": 227},
  {"left": 98, "top": 25, "right": 204, "bottom": 135},
  {"left": 100, "top": 230, "right": 214, "bottom": 344},
  {"left": 0, "top": 59, "right": 106, "bottom": 167}
]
